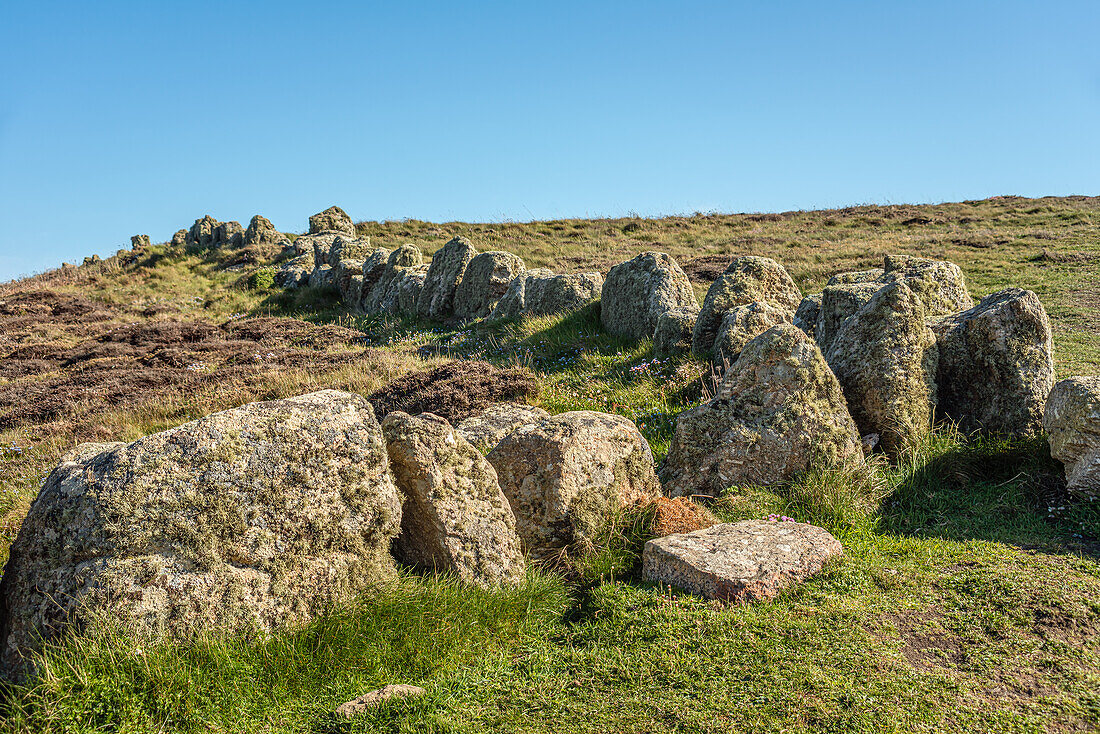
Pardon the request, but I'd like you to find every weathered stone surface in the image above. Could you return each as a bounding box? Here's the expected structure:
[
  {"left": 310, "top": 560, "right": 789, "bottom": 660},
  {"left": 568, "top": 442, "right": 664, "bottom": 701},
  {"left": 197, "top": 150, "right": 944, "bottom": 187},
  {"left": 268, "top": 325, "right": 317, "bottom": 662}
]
[
  {"left": 713, "top": 301, "right": 791, "bottom": 368},
  {"left": 417, "top": 237, "right": 477, "bottom": 320},
  {"left": 213, "top": 221, "right": 243, "bottom": 248},
  {"left": 653, "top": 306, "right": 699, "bottom": 357},
  {"left": 692, "top": 256, "right": 802, "bottom": 355},
  {"left": 130, "top": 234, "right": 151, "bottom": 249},
  {"left": 186, "top": 215, "right": 220, "bottom": 249},
  {"left": 487, "top": 411, "right": 659, "bottom": 559},
  {"left": 490, "top": 270, "right": 603, "bottom": 321},
  {"left": 275, "top": 255, "right": 313, "bottom": 288},
  {"left": 364, "top": 246, "right": 423, "bottom": 313},
  {"left": 456, "top": 403, "right": 551, "bottom": 453},
  {"left": 815, "top": 280, "right": 883, "bottom": 352},
  {"left": 601, "top": 252, "right": 697, "bottom": 340},
  {"left": 309, "top": 263, "right": 335, "bottom": 290},
  {"left": 662, "top": 324, "right": 861, "bottom": 497},
  {"left": 308, "top": 205, "right": 355, "bottom": 236},
  {"left": 327, "top": 236, "right": 372, "bottom": 268},
  {"left": 881, "top": 254, "right": 973, "bottom": 317},
  {"left": 1044, "top": 377, "right": 1100, "bottom": 497},
  {"left": 336, "top": 685, "right": 426, "bottom": 717},
  {"left": 334, "top": 259, "right": 365, "bottom": 302},
  {"left": 170, "top": 229, "right": 188, "bottom": 247},
  {"left": 0, "top": 391, "right": 402, "bottom": 676},
  {"left": 793, "top": 294, "right": 820, "bottom": 337},
  {"left": 358, "top": 248, "right": 392, "bottom": 309},
  {"left": 243, "top": 215, "right": 282, "bottom": 246},
  {"left": 454, "top": 251, "right": 527, "bottom": 320},
  {"left": 642, "top": 521, "right": 843, "bottom": 603},
  {"left": 382, "top": 412, "right": 525, "bottom": 586},
  {"left": 825, "top": 282, "right": 939, "bottom": 455},
  {"left": 285, "top": 232, "right": 342, "bottom": 270},
  {"left": 380, "top": 266, "right": 428, "bottom": 316},
  {"left": 933, "top": 288, "right": 1054, "bottom": 437}
]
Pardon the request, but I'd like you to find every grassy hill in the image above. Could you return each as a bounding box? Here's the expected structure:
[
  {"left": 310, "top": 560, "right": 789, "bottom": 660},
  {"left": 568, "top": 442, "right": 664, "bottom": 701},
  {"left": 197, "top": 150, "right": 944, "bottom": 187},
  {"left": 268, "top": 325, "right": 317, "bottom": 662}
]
[{"left": 1, "top": 196, "right": 1098, "bottom": 732}]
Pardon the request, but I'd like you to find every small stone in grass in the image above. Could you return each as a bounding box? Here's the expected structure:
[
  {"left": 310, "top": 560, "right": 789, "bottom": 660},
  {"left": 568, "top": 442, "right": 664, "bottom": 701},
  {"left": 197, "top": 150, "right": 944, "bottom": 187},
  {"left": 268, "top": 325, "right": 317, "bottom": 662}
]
[{"left": 335, "top": 684, "right": 426, "bottom": 717}]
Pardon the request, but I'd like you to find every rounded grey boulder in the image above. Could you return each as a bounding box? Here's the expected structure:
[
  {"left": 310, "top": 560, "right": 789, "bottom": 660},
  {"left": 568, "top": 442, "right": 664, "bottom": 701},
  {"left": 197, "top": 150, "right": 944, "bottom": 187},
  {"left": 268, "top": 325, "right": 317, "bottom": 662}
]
[
  {"left": 601, "top": 252, "right": 697, "bottom": 341},
  {"left": 243, "top": 215, "right": 282, "bottom": 246},
  {"left": 653, "top": 306, "right": 699, "bottom": 357},
  {"left": 1044, "top": 377, "right": 1100, "bottom": 497},
  {"left": 308, "top": 205, "right": 355, "bottom": 236},
  {"left": 692, "top": 256, "right": 802, "bottom": 355},
  {"left": 713, "top": 301, "right": 792, "bottom": 368},
  {"left": 456, "top": 402, "right": 551, "bottom": 453},
  {"left": 417, "top": 237, "right": 477, "bottom": 320},
  {"left": 454, "top": 251, "right": 526, "bottom": 320}
]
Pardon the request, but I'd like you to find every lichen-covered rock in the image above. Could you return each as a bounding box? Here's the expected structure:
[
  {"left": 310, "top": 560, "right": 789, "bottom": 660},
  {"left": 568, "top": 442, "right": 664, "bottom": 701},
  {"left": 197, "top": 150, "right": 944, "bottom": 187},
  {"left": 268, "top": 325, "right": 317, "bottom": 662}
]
[
  {"left": 815, "top": 280, "right": 883, "bottom": 352},
  {"left": 327, "top": 236, "right": 372, "bottom": 267},
  {"left": 487, "top": 411, "right": 659, "bottom": 560},
  {"left": 1043, "top": 377, "right": 1100, "bottom": 497},
  {"left": 334, "top": 259, "right": 365, "bottom": 302},
  {"left": 825, "top": 282, "right": 939, "bottom": 456},
  {"left": 601, "top": 252, "right": 697, "bottom": 340},
  {"left": 456, "top": 403, "right": 551, "bottom": 453},
  {"left": 490, "top": 270, "right": 603, "bottom": 321},
  {"left": 275, "top": 255, "right": 313, "bottom": 288},
  {"left": 933, "top": 288, "right": 1054, "bottom": 437},
  {"left": 357, "top": 248, "right": 392, "bottom": 309},
  {"left": 642, "top": 521, "right": 842, "bottom": 603},
  {"left": 662, "top": 324, "right": 861, "bottom": 497},
  {"left": 713, "top": 301, "right": 791, "bottom": 368},
  {"left": 170, "top": 229, "right": 188, "bottom": 247},
  {"left": 881, "top": 254, "right": 973, "bottom": 317},
  {"left": 0, "top": 391, "right": 402, "bottom": 676},
  {"left": 417, "top": 237, "right": 477, "bottom": 320},
  {"left": 308, "top": 205, "right": 355, "bottom": 236},
  {"left": 243, "top": 215, "right": 282, "bottom": 246},
  {"left": 454, "top": 251, "right": 526, "bottom": 320},
  {"left": 186, "top": 215, "right": 220, "bottom": 249},
  {"left": 130, "top": 234, "right": 150, "bottom": 249},
  {"left": 382, "top": 412, "right": 525, "bottom": 586},
  {"left": 364, "top": 246, "right": 423, "bottom": 313},
  {"left": 692, "top": 256, "right": 802, "bottom": 355},
  {"left": 213, "top": 221, "right": 243, "bottom": 248},
  {"left": 793, "top": 294, "right": 820, "bottom": 337},
  {"left": 285, "top": 232, "right": 342, "bottom": 270},
  {"left": 380, "top": 266, "right": 429, "bottom": 316},
  {"left": 653, "top": 306, "right": 699, "bottom": 357},
  {"left": 309, "top": 263, "right": 335, "bottom": 290}
]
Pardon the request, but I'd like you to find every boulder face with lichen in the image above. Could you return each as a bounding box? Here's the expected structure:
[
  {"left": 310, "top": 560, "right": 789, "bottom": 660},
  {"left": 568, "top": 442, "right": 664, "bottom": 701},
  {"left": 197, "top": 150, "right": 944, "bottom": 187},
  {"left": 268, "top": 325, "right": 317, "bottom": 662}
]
[
  {"left": 662, "top": 324, "right": 862, "bottom": 498},
  {"left": 933, "top": 288, "right": 1054, "bottom": 437},
  {"left": 456, "top": 403, "right": 551, "bottom": 453},
  {"left": 489, "top": 270, "right": 603, "bottom": 322},
  {"left": 308, "top": 206, "right": 355, "bottom": 236},
  {"left": 417, "top": 237, "right": 477, "bottom": 320},
  {"left": 1044, "top": 377, "right": 1100, "bottom": 497},
  {"left": 692, "top": 256, "right": 801, "bottom": 355},
  {"left": 454, "top": 251, "right": 526, "bottom": 320},
  {"left": 824, "top": 282, "right": 939, "bottom": 455},
  {"left": 653, "top": 306, "right": 699, "bottom": 357},
  {"left": 0, "top": 390, "right": 402, "bottom": 677},
  {"left": 713, "top": 301, "right": 791, "bottom": 368},
  {"left": 601, "top": 252, "right": 697, "bottom": 341}
]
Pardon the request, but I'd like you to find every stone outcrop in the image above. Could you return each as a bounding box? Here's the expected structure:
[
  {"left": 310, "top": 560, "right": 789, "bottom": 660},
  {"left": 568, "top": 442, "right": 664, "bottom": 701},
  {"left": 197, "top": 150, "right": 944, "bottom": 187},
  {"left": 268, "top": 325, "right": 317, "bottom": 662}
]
[
  {"left": 130, "top": 234, "right": 150, "bottom": 249},
  {"left": 381, "top": 412, "right": 525, "bottom": 586},
  {"left": 417, "top": 237, "right": 477, "bottom": 320},
  {"left": 275, "top": 255, "right": 313, "bottom": 289},
  {"left": 308, "top": 206, "right": 355, "bottom": 236},
  {"left": 693, "top": 256, "right": 802, "bottom": 355},
  {"left": 642, "top": 521, "right": 843, "bottom": 603},
  {"left": 334, "top": 259, "right": 365, "bottom": 303},
  {"left": 454, "top": 251, "right": 526, "bottom": 320},
  {"left": 243, "top": 215, "right": 282, "bottom": 246},
  {"left": 364, "top": 245, "right": 422, "bottom": 313},
  {"left": 0, "top": 391, "right": 402, "bottom": 676},
  {"left": 308, "top": 263, "right": 335, "bottom": 290},
  {"left": 824, "top": 282, "right": 938, "bottom": 455},
  {"left": 489, "top": 270, "right": 602, "bottom": 321},
  {"left": 186, "top": 215, "right": 220, "bottom": 249},
  {"left": 933, "top": 288, "right": 1054, "bottom": 437},
  {"left": 815, "top": 280, "right": 883, "bottom": 352},
  {"left": 662, "top": 324, "right": 862, "bottom": 497},
  {"left": 213, "top": 221, "right": 243, "bottom": 248},
  {"left": 653, "top": 306, "right": 698, "bottom": 357},
  {"left": 380, "top": 266, "right": 429, "bottom": 316},
  {"left": 601, "top": 252, "right": 697, "bottom": 341},
  {"left": 713, "top": 301, "right": 791, "bottom": 368},
  {"left": 487, "top": 411, "right": 659, "bottom": 559},
  {"left": 170, "top": 229, "right": 188, "bottom": 247},
  {"left": 326, "top": 236, "right": 372, "bottom": 267},
  {"left": 1044, "top": 377, "right": 1100, "bottom": 497},
  {"left": 456, "top": 403, "right": 551, "bottom": 453}
]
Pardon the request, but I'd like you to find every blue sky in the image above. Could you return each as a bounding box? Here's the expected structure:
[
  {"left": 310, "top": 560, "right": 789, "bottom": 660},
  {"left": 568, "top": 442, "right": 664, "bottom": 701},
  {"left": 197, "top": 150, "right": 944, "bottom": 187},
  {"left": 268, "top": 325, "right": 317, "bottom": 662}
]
[{"left": 1, "top": 1, "right": 1098, "bottom": 281}]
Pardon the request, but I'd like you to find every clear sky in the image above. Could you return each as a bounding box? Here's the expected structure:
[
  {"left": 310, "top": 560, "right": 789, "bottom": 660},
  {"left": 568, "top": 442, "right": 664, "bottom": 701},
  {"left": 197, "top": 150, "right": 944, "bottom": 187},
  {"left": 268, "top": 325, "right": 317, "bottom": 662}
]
[{"left": 1, "top": 1, "right": 1098, "bottom": 281}]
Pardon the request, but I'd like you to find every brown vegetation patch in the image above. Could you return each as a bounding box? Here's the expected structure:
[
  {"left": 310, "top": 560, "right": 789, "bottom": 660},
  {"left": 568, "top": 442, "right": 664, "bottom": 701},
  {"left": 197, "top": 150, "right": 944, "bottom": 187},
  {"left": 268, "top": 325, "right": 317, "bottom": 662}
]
[
  {"left": 886, "top": 610, "right": 968, "bottom": 671},
  {"left": 681, "top": 254, "right": 733, "bottom": 284},
  {"left": 367, "top": 361, "right": 539, "bottom": 423},
  {"left": 647, "top": 497, "right": 718, "bottom": 538},
  {"left": 1036, "top": 249, "right": 1100, "bottom": 265},
  {"left": 0, "top": 290, "right": 113, "bottom": 323}
]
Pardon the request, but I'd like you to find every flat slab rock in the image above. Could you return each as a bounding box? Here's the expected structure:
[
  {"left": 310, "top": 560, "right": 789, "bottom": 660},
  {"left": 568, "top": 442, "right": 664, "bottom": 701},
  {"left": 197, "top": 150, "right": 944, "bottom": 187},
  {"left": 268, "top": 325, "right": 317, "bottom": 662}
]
[
  {"left": 642, "top": 520, "right": 842, "bottom": 603},
  {"left": 335, "top": 684, "right": 426, "bottom": 717}
]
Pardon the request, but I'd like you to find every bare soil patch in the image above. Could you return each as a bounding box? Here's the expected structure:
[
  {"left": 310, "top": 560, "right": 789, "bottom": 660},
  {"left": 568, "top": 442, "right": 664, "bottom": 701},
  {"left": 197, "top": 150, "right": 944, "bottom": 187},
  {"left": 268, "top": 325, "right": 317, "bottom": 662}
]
[{"left": 367, "top": 361, "right": 539, "bottom": 423}]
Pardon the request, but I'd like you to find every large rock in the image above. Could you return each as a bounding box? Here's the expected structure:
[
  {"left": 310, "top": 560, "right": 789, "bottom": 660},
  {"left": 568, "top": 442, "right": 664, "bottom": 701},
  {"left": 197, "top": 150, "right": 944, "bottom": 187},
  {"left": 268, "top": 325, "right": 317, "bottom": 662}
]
[
  {"left": 933, "top": 288, "right": 1054, "bottom": 437},
  {"left": 186, "top": 215, "right": 220, "bottom": 249},
  {"left": 601, "top": 252, "right": 697, "bottom": 341},
  {"left": 334, "top": 259, "right": 365, "bottom": 302},
  {"left": 309, "top": 206, "right": 355, "bottom": 236},
  {"left": 130, "top": 234, "right": 151, "bottom": 249},
  {"left": 327, "top": 235, "right": 372, "bottom": 267},
  {"left": 825, "top": 282, "right": 939, "bottom": 456},
  {"left": 456, "top": 403, "right": 551, "bottom": 453},
  {"left": 380, "top": 266, "right": 429, "bottom": 317},
  {"left": 308, "top": 263, "right": 335, "bottom": 290},
  {"left": 417, "top": 237, "right": 477, "bottom": 320},
  {"left": 489, "top": 270, "right": 602, "bottom": 321},
  {"left": 286, "top": 232, "right": 343, "bottom": 270},
  {"left": 170, "top": 229, "right": 188, "bottom": 247},
  {"left": 381, "top": 412, "right": 525, "bottom": 586},
  {"left": 243, "top": 215, "right": 282, "bottom": 246},
  {"left": 692, "top": 256, "right": 802, "bottom": 355},
  {"left": 793, "top": 294, "right": 821, "bottom": 338},
  {"left": 357, "top": 248, "right": 392, "bottom": 310},
  {"left": 213, "top": 221, "right": 243, "bottom": 248},
  {"left": 364, "top": 245, "right": 423, "bottom": 313},
  {"left": 275, "top": 255, "right": 313, "bottom": 289},
  {"left": 815, "top": 280, "right": 883, "bottom": 352},
  {"left": 454, "top": 251, "right": 526, "bottom": 320},
  {"left": 662, "top": 324, "right": 862, "bottom": 497},
  {"left": 713, "top": 301, "right": 791, "bottom": 368},
  {"left": 487, "top": 411, "right": 659, "bottom": 559},
  {"left": 0, "top": 391, "right": 402, "bottom": 676},
  {"left": 642, "top": 521, "right": 843, "bottom": 603},
  {"left": 1044, "top": 377, "right": 1100, "bottom": 497},
  {"left": 653, "top": 306, "right": 699, "bottom": 357}
]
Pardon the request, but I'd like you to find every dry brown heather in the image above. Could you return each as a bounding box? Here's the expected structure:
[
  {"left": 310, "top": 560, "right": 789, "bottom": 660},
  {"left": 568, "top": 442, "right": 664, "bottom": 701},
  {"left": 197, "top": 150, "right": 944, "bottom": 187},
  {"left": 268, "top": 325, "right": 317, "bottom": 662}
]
[{"left": 0, "top": 196, "right": 1098, "bottom": 566}]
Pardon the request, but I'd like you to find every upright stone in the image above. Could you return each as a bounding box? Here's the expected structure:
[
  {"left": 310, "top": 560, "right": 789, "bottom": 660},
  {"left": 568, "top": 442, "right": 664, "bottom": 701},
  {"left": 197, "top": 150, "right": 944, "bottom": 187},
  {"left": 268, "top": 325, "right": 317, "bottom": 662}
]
[
  {"left": 130, "top": 234, "right": 151, "bottom": 249},
  {"left": 416, "top": 236, "right": 477, "bottom": 320},
  {"left": 693, "top": 256, "right": 801, "bottom": 355},
  {"left": 601, "top": 252, "right": 697, "bottom": 341},
  {"left": 793, "top": 294, "right": 821, "bottom": 338},
  {"left": 243, "top": 215, "right": 282, "bottom": 246},
  {"left": 653, "top": 306, "right": 699, "bottom": 357},
  {"left": 213, "top": 221, "right": 243, "bottom": 248},
  {"left": 713, "top": 301, "right": 791, "bottom": 368},
  {"left": 309, "top": 206, "right": 356, "bottom": 236},
  {"left": 186, "top": 215, "right": 220, "bottom": 249},
  {"left": 1044, "top": 377, "right": 1100, "bottom": 497},
  {"left": 454, "top": 251, "right": 526, "bottom": 320}
]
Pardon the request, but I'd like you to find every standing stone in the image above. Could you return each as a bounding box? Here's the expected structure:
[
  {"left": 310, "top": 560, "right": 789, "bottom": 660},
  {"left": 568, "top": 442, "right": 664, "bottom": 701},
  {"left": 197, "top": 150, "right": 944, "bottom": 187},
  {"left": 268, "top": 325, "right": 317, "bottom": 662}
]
[
  {"left": 454, "top": 251, "right": 527, "bottom": 320},
  {"left": 642, "top": 521, "right": 843, "bottom": 603},
  {"left": 933, "top": 288, "right": 1054, "bottom": 437},
  {"left": 416, "top": 237, "right": 477, "bottom": 320},
  {"left": 364, "top": 245, "right": 422, "bottom": 313},
  {"left": 713, "top": 301, "right": 792, "bottom": 368},
  {"left": 601, "top": 252, "right": 697, "bottom": 341},
  {"left": 186, "top": 215, "right": 220, "bottom": 249},
  {"left": 693, "top": 256, "right": 802, "bottom": 355},
  {"left": 487, "top": 411, "right": 659, "bottom": 559},
  {"left": 382, "top": 412, "right": 525, "bottom": 586},
  {"left": 309, "top": 206, "right": 355, "bottom": 236},
  {"left": 0, "top": 391, "right": 402, "bottom": 676},
  {"left": 275, "top": 255, "right": 314, "bottom": 288},
  {"left": 213, "top": 221, "right": 244, "bottom": 248},
  {"left": 309, "top": 264, "right": 335, "bottom": 290},
  {"left": 815, "top": 280, "right": 884, "bottom": 352},
  {"left": 880, "top": 255, "right": 973, "bottom": 317},
  {"left": 170, "top": 229, "right": 188, "bottom": 247},
  {"left": 243, "top": 215, "right": 282, "bottom": 246},
  {"left": 130, "top": 234, "right": 151, "bottom": 249},
  {"left": 662, "top": 324, "right": 862, "bottom": 498},
  {"left": 456, "top": 403, "right": 551, "bottom": 453},
  {"left": 381, "top": 267, "right": 429, "bottom": 316},
  {"left": 358, "top": 248, "right": 392, "bottom": 310},
  {"left": 825, "top": 282, "right": 939, "bottom": 456},
  {"left": 334, "top": 259, "right": 366, "bottom": 303},
  {"left": 490, "top": 271, "right": 603, "bottom": 321},
  {"left": 793, "top": 294, "right": 821, "bottom": 338},
  {"left": 1044, "top": 377, "right": 1100, "bottom": 497},
  {"left": 327, "top": 236, "right": 372, "bottom": 267},
  {"left": 653, "top": 306, "right": 699, "bottom": 357}
]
